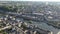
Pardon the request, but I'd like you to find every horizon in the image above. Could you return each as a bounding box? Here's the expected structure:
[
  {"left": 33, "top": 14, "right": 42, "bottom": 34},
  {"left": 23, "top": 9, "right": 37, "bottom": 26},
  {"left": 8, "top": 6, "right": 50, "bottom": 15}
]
[{"left": 0, "top": 0, "right": 60, "bottom": 2}]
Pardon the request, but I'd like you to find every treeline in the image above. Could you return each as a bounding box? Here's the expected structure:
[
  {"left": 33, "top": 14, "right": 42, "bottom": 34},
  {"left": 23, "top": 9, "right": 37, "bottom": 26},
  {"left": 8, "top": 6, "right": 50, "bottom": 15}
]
[{"left": 0, "top": 5, "right": 17, "bottom": 12}]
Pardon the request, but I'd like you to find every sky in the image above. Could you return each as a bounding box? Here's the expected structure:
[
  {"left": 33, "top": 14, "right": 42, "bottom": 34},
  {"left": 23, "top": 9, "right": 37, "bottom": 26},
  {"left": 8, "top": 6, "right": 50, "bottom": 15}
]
[{"left": 0, "top": 0, "right": 60, "bottom": 2}]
